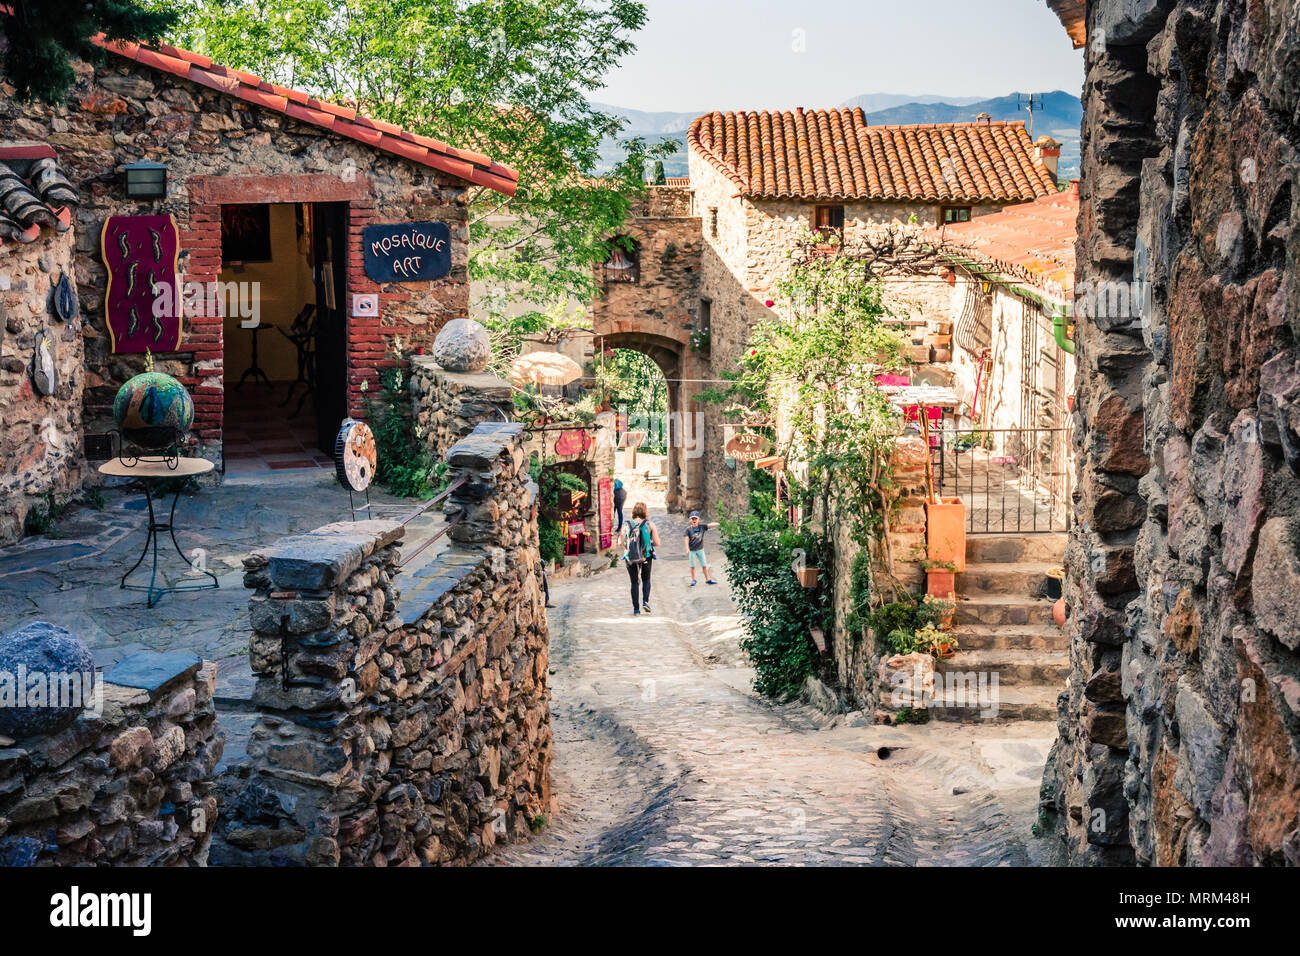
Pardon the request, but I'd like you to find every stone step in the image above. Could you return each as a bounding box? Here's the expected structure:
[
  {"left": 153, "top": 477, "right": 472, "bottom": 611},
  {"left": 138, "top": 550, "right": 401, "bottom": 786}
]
[
  {"left": 928, "top": 683, "right": 1061, "bottom": 723},
  {"left": 955, "top": 594, "right": 1058, "bottom": 627},
  {"left": 965, "top": 533, "right": 1066, "bottom": 564},
  {"left": 956, "top": 561, "right": 1059, "bottom": 598},
  {"left": 936, "top": 649, "right": 1070, "bottom": 685},
  {"left": 955, "top": 624, "right": 1068, "bottom": 651}
]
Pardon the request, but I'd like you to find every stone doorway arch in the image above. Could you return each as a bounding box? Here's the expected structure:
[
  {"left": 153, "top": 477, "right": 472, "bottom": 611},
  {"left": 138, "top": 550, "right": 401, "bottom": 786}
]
[{"left": 594, "top": 330, "right": 703, "bottom": 514}]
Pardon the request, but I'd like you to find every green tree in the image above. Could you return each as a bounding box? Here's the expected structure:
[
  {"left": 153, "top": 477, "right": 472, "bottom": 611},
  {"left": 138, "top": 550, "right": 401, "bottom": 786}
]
[
  {"left": 1, "top": 0, "right": 176, "bottom": 101},
  {"left": 159, "top": 0, "right": 676, "bottom": 330},
  {"left": 651, "top": 159, "right": 665, "bottom": 185}
]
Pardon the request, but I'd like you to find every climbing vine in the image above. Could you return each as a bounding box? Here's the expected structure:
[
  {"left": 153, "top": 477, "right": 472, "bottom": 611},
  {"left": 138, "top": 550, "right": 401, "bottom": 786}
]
[{"left": 706, "top": 228, "right": 909, "bottom": 550}]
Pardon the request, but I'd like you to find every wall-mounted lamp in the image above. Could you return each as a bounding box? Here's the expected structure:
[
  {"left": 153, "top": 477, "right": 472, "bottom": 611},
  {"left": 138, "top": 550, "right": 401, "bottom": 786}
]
[{"left": 123, "top": 160, "right": 167, "bottom": 199}]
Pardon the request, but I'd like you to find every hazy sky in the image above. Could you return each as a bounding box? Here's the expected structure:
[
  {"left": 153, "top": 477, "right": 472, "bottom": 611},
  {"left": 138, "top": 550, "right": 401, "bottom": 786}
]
[{"left": 596, "top": 0, "right": 1084, "bottom": 112}]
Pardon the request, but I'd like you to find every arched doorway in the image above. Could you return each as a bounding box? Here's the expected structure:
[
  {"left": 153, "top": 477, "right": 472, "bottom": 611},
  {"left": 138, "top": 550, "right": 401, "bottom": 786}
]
[{"left": 594, "top": 330, "right": 702, "bottom": 513}]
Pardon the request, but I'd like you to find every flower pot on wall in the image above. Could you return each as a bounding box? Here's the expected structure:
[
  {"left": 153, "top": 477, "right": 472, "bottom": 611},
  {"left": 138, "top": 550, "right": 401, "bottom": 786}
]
[
  {"left": 925, "top": 497, "right": 966, "bottom": 572},
  {"left": 796, "top": 567, "right": 820, "bottom": 589}
]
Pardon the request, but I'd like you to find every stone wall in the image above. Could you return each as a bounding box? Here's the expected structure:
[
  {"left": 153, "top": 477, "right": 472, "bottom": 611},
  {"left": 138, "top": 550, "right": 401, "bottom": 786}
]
[
  {"left": 2, "top": 55, "right": 473, "bottom": 466},
  {"left": 410, "top": 356, "right": 513, "bottom": 466},
  {"left": 0, "top": 226, "right": 86, "bottom": 542},
  {"left": 0, "top": 651, "right": 222, "bottom": 866},
  {"left": 217, "top": 422, "right": 551, "bottom": 866},
  {"left": 825, "top": 435, "right": 930, "bottom": 710},
  {"left": 1045, "top": 0, "right": 1300, "bottom": 866}
]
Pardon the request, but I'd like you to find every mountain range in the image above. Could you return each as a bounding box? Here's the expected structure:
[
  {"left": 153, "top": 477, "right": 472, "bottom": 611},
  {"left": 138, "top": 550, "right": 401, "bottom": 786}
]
[{"left": 596, "top": 90, "right": 1081, "bottom": 183}]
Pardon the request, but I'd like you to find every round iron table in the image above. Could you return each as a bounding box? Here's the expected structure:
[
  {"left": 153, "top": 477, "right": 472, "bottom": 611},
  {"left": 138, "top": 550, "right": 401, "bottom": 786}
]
[{"left": 98, "top": 457, "right": 219, "bottom": 607}]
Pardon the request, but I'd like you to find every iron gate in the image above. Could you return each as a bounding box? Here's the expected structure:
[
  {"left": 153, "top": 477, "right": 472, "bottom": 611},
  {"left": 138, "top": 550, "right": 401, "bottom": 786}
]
[{"left": 937, "top": 425, "right": 1074, "bottom": 534}]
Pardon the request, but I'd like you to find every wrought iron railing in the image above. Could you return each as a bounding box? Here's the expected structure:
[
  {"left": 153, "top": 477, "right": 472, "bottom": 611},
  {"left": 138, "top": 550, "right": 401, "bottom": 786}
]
[{"left": 937, "top": 425, "right": 1074, "bottom": 534}]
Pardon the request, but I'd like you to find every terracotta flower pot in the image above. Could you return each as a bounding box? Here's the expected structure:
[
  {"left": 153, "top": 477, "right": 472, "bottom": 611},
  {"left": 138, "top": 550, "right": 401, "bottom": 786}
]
[
  {"left": 934, "top": 642, "right": 957, "bottom": 660},
  {"left": 1053, "top": 597, "right": 1067, "bottom": 628},
  {"left": 926, "top": 568, "right": 955, "bottom": 599},
  {"left": 925, "top": 497, "right": 966, "bottom": 572},
  {"left": 796, "top": 567, "right": 820, "bottom": 589}
]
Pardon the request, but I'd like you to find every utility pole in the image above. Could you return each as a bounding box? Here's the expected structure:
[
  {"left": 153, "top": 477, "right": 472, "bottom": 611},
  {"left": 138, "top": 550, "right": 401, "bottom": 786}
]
[{"left": 1018, "top": 93, "right": 1042, "bottom": 135}]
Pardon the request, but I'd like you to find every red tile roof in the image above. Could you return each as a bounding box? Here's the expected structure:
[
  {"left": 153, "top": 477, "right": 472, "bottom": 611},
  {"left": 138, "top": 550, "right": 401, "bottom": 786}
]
[
  {"left": 93, "top": 37, "right": 519, "bottom": 196},
  {"left": 934, "top": 181, "right": 1079, "bottom": 298},
  {"left": 688, "top": 109, "right": 1058, "bottom": 203},
  {"left": 663, "top": 176, "right": 690, "bottom": 187}
]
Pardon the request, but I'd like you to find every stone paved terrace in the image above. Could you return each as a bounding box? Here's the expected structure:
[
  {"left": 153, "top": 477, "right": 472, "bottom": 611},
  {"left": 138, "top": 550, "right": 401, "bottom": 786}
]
[{"left": 0, "top": 469, "right": 447, "bottom": 695}]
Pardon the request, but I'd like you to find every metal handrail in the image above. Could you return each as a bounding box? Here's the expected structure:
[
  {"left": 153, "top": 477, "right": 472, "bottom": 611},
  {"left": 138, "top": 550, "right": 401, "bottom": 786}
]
[
  {"left": 397, "top": 514, "right": 464, "bottom": 569},
  {"left": 940, "top": 425, "right": 1074, "bottom": 534},
  {"left": 397, "top": 475, "right": 468, "bottom": 527}
]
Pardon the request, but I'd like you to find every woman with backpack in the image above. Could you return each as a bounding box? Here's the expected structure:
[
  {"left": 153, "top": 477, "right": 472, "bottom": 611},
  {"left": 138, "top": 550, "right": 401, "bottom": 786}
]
[{"left": 619, "top": 502, "right": 661, "bottom": 615}]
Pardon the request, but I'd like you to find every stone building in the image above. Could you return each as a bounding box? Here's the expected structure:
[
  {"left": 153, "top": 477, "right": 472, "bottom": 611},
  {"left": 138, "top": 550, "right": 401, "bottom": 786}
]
[
  {"left": 1042, "top": 0, "right": 1300, "bottom": 866},
  {"left": 0, "top": 145, "right": 85, "bottom": 541},
  {"left": 1, "top": 35, "right": 517, "bottom": 478},
  {"left": 685, "top": 109, "right": 1064, "bottom": 515}
]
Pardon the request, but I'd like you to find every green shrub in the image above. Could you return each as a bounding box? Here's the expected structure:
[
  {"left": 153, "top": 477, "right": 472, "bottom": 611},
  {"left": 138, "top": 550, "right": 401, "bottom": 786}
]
[
  {"left": 364, "top": 366, "right": 446, "bottom": 499},
  {"left": 720, "top": 509, "right": 830, "bottom": 700}
]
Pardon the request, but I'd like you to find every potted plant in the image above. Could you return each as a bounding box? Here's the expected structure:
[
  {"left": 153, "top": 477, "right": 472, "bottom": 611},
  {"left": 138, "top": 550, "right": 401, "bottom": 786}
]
[
  {"left": 925, "top": 497, "right": 967, "bottom": 572},
  {"left": 921, "top": 593, "right": 956, "bottom": 631},
  {"left": 917, "top": 624, "right": 958, "bottom": 660},
  {"left": 796, "top": 565, "right": 820, "bottom": 589}
]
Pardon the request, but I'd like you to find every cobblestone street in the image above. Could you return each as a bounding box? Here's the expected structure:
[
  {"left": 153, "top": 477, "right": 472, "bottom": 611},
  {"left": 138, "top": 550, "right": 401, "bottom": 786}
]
[{"left": 488, "top": 508, "right": 1061, "bottom": 867}]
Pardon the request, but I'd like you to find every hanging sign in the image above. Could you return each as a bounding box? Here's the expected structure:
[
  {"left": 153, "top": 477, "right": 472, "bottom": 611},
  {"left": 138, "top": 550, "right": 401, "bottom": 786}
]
[
  {"left": 598, "top": 477, "right": 613, "bottom": 551},
  {"left": 725, "top": 432, "right": 770, "bottom": 461},
  {"left": 362, "top": 221, "right": 452, "bottom": 282},
  {"left": 101, "top": 214, "right": 182, "bottom": 353},
  {"left": 555, "top": 428, "right": 594, "bottom": 457}
]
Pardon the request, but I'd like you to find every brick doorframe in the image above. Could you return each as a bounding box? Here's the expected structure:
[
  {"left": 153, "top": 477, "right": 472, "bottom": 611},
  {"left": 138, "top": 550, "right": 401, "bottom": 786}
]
[{"left": 184, "top": 173, "right": 378, "bottom": 460}]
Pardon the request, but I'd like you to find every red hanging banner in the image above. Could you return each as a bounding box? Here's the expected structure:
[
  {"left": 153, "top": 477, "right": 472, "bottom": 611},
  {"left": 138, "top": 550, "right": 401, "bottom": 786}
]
[{"left": 102, "top": 214, "right": 182, "bottom": 353}]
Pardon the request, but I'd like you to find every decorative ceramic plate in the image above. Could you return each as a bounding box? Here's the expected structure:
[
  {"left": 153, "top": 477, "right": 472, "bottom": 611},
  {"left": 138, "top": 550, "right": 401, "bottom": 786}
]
[{"left": 335, "top": 419, "right": 377, "bottom": 492}]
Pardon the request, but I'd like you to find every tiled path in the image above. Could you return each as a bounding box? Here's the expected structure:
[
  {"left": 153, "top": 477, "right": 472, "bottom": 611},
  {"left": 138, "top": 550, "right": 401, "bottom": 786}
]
[
  {"left": 223, "top": 381, "right": 333, "bottom": 475},
  {"left": 485, "top": 505, "right": 1062, "bottom": 867}
]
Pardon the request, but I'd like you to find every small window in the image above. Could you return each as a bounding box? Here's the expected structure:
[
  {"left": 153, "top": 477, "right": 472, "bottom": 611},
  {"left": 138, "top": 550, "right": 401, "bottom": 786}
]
[
  {"left": 699, "top": 298, "right": 712, "bottom": 335},
  {"left": 603, "top": 237, "right": 639, "bottom": 283},
  {"left": 709, "top": 206, "right": 719, "bottom": 239},
  {"left": 943, "top": 206, "right": 973, "bottom": 224},
  {"left": 814, "top": 204, "right": 845, "bottom": 237}
]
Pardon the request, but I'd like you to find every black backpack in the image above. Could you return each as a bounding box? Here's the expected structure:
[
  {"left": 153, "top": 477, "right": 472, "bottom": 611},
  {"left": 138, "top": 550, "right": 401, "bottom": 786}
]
[{"left": 626, "top": 520, "right": 650, "bottom": 564}]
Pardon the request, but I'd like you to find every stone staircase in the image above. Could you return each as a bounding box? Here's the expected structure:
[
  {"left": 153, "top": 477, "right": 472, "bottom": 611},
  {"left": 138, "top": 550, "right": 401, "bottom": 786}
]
[{"left": 932, "top": 533, "right": 1067, "bottom": 723}]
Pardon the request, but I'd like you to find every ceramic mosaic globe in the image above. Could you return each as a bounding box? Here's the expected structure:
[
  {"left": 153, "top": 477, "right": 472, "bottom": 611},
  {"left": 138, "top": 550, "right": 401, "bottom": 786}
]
[{"left": 113, "top": 371, "right": 194, "bottom": 452}]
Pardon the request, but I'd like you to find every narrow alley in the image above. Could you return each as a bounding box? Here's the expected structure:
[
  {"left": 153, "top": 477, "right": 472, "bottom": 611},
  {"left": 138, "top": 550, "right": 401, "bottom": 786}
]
[{"left": 487, "top": 506, "right": 1061, "bottom": 867}]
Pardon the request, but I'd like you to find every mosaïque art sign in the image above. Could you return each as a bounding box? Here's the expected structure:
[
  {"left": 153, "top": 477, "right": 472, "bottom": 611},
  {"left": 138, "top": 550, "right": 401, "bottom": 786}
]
[
  {"left": 362, "top": 221, "right": 452, "bottom": 282},
  {"left": 101, "top": 214, "right": 182, "bottom": 353}
]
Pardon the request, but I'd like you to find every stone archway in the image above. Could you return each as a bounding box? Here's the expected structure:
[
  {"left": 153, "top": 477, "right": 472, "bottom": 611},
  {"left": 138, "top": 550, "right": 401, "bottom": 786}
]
[{"left": 594, "top": 329, "right": 704, "bottom": 514}]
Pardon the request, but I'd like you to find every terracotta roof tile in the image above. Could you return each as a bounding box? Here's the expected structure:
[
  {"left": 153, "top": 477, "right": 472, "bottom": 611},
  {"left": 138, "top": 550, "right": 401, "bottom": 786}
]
[
  {"left": 94, "top": 37, "right": 518, "bottom": 196},
  {"left": 0, "top": 144, "right": 81, "bottom": 250},
  {"left": 933, "top": 181, "right": 1080, "bottom": 297},
  {"left": 688, "top": 108, "right": 1058, "bottom": 203}
]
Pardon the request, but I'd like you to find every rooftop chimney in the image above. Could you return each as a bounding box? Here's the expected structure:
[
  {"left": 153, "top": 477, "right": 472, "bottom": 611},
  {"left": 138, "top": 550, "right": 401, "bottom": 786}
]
[{"left": 1035, "top": 135, "right": 1062, "bottom": 181}]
